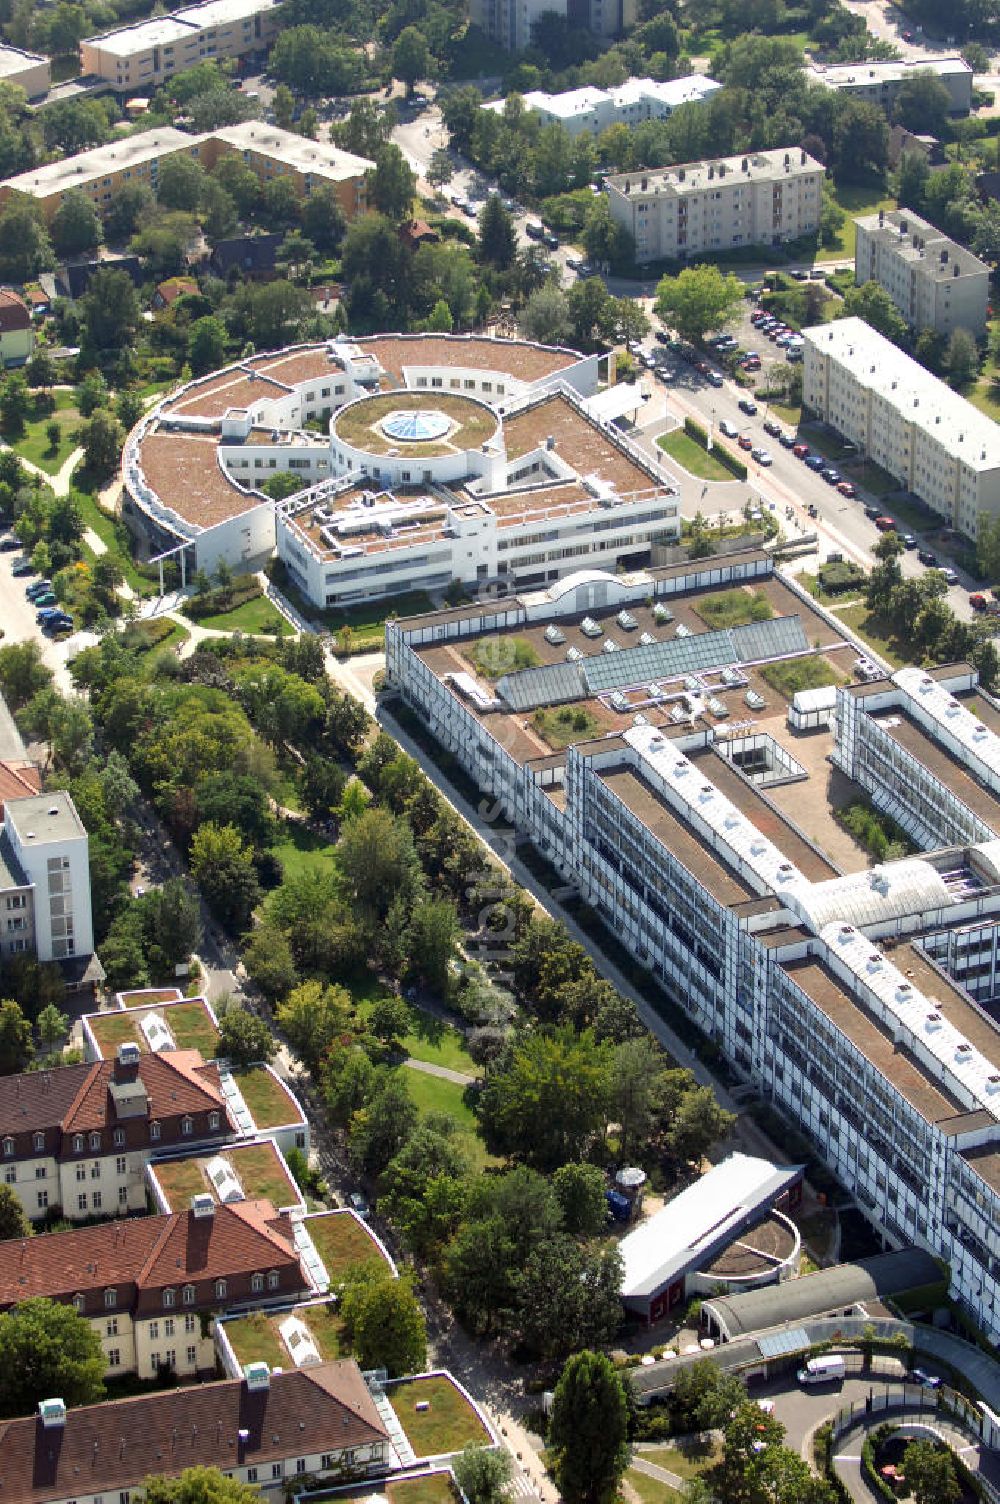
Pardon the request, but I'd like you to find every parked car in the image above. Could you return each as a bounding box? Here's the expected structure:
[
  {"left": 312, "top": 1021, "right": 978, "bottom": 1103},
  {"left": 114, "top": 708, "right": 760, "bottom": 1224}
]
[
  {"left": 26, "top": 579, "right": 53, "bottom": 598},
  {"left": 738, "top": 435, "right": 754, "bottom": 451},
  {"left": 751, "top": 448, "right": 773, "bottom": 465},
  {"left": 901, "top": 533, "right": 917, "bottom": 549},
  {"left": 786, "top": 348, "right": 803, "bottom": 362},
  {"left": 706, "top": 370, "right": 724, "bottom": 387},
  {"left": 33, "top": 593, "right": 57, "bottom": 609},
  {"left": 939, "top": 568, "right": 959, "bottom": 586},
  {"left": 0, "top": 535, "right": 18, "bottom": 551},
  {"left": 836, "top": 481, "right": 856, "bottom": 498},
  {"left": 822, "top": 468, "right": 842, "bottom": 485},
  {"left": 911, "top": 1369, "right": 941, "bottom": 1389},
  {"left": 654, "top": 330, "right": 669, "bottom": 344},
  {"left": 971, "top": 593, "right": 988, "bottom": 610},
  {"left": 807, "top": 503, "right": 818, "bottom": 518},
  {"left": 11, "top": 558, "right": 32, "bottom": 576},
  {"left": 864, "top": 504, "right": 882, "bottom": 521},
  {"left": 738, "top": 398, "right": 758, "bottom": 415},
  {"left": 42, "top": 613, "right": 73, "bottom": 634},
  {"left": 918, "top": 549, "right": 939, "bottom": 567},
  {"left": 719, "top": 419, "right": 740, "bottom": 438},
  {"left": 778, "top": 431, "right": 796, "bottom": 449},
  {"left": 543, "top": 231, "right": 559, "bottom": 248},
  {"left": 763, "top": 419, "right": 782, "bottom": 437},
  {"left": 873, "top": 516, "right": 896, "bottom": 531},
  {"left": 805, "top": 454, "right": 826, "bottom": 471},
  {"left": 349, "top": 1191, "right": 371, "bottom": 1220},
  {"left": 793, "top": 443, "right": 810, "bottom": 459}
]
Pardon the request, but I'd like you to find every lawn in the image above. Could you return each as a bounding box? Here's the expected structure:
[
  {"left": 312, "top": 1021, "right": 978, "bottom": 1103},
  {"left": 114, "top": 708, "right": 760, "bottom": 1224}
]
[
  {"left": 198, "top": 594, "right": 288, "bottom": 634},
  {"left": 268, "top": 560, "right": 433, "bottom": 642},
  {"left": 876, "top": 492, "right": 936, "bottom": 532},
  {"left": 657, "top": 429, "right": 736, "bottom": 483},
  {"left": 88, "top": 1010, "right": 143, "bottom": 1054},
  {"left": 226, "top": 1141, "right": 299, "bottom": 1205},
  {"left": 272, "top": 822, "right": 338, "bottom": 881},
  {"left": 471, "top": 635, "right": 539, "bottom": 679},
  {"left": 354, "top": 993, "right": 477, "bottom": 1075},
  {"left": 765, "top": 401, "right": 801, "bottom": 427},
  {"left": 403, "top": 1069, "right": 491, "bottom": 1170},
  {"left": 387, "top": 1475, "right": 458, "bottom": 1504},
  {"left": 533, "top": 704, "right": 601, "bottom": 749},
  {"left": 696, "top": 588, "right": 773, "bottom": 630},
  {"left": 635, "top": 1443, "right": 721, "bottom": 1481},
  {"left": 387, "top": 1376, "right": 490, "bottom": 1458},
  {"left": 818, "top": 180, "right": 895, "bottom": 261},
  {"left": 11, "top": 391, "right": 80, "bottom": 474},
  {"left": 856, "top": 462, "right": 904, "bottom": 501},
  {"left": 74, "top": 490, "right": 158, "bottom": 597},
  {"left": 833, "top": 604, "right": 911, "bottom": 669},
  {"left": 304, "top": 1209, "right": 393, "bottom": 1283},
  {"left": 760, "top": 654, "right": 846, "bottom": 700},
  {"left": 161, "top": 1001, "right": 220, "bottom": 1054},
  {"left": 234, "top": 1067, "right": 300, "bottom": 1129},
  {"left": 968, "top": 372, "right": 1000, "bottom": 421},
  {"left": 153, "top": 1155, "right": 209, "bottom": 1210},
  {"left": 626, "top": 1470, "right": 681, "bottom": 1504},
  {"left": 224, "top": 1312, "right": 286, "bottom": 1368}
]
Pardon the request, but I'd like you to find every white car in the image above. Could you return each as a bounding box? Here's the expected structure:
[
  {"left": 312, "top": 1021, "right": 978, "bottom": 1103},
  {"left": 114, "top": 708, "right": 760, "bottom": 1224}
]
[
  {"left": 720, "top": 419, "right": 740, "bottom": 438},
  {"left": 751, "top": 447, "right": 773, "bottom": 466}
]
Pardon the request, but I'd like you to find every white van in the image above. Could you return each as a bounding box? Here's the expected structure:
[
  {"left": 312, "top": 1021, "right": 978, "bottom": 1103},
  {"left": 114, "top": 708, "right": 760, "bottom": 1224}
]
[{"left": 797, "top": 1354, "right": 846, "bottom": 1386}]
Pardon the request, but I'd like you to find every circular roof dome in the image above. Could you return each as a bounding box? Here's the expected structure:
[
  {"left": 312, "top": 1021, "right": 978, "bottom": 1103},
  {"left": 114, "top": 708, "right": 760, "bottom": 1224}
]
[{"left": 381, "top": 409, "right": 452, "bottom": 443}]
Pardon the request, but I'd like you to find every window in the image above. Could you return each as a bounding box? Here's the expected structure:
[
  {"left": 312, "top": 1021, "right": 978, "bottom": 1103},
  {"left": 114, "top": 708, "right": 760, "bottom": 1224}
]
[
  {"left": 321, "top": 1455, "right": 333, "bottom": 1471},
  {"left": 150, "top": 1354, "right": 160, "bottom": 1373},
  {"left": 90, "top": 1163, "right": 101, "bottom": 1179},
  {"left": 296, "top": 1460, "right": 307, "bottom": 1475},
  {"left": 215, "top": 1279, "right": 227, "bottom": 1300},
  {"left": 150, "top": 1121, "right": 161, "bottom": 1142},
  {"left": 106, "top": 1318, "right": 118, "bottom": 1337},
  {"left": 3, "top": 1168, "right": 14, "bottom": 1184},
  {"left": 148, "top": 1321, "right": 159, "bottom": 1340},
  {"left": 181, "top": 1116, "right": 193, "bottom": 1136},
  {"left": 209, "top": 1111, "right": 220, "bottom": 1131},
  {"left": 77, "top": 1193, "right": 87, "bottom": 1212},
  {"left": 92, "top": 1191, "right": 102, "bottom": 1210},
  {"left": 116, "top": 1156, "right": 126, "bottom": 1175},
  {"left": 164, "top": 1318, "right": 175, "bottom": 1338},
  {"left": 271, "top": 1466, "right": 282, "bottom": 1481},
  {"left": 73, "top": 1293, "right": 85, "bottom": 1312},
  {"left": 163, "top": 1288, "right": 176, "bottom": 1308},
  {"left": 113, "top": 1128, "right": 125, "bottom": 1148},
  {"left": 121, "top": 1491, "right": 131, "bottom": 1504},
  {"left": 73, "top": 1134, "right": 84, "bottom": 1153},
  {"left": 185, "top": 1314, "right": 196, "bottom": 1334},
  {"left": 76, "top": 1166, "right": 86, "bottom": 1182},
  {"left": 183, "top": 1284, "right": 195, "bottom": 1305},
  {"left": 165, "top": 1349, "right": 176, "bottom": 1369},
  {"left": 246, "top": 1470, "right": 257, "bottom": 1485},
  {"left": 37, "top": 1191, "right": 48, "bottom": 1210},
  {"left": 118, "top": 1186, "right": 128, "bottom": 1206},
  {"left": 108, "top": 1349, "right": 121, "bottom": 1369},
  {"left": 89, "top": 1132, "right": 101, "bottom": 1151},
  {"left": 33, "top": 1132, "right": 44, "bottom": 1153},
  {"left": 35, "top": 1166, "right": 46, "bottom": 1180},
  {"left": 186, "top": 1344, "right": 197, "bottom": 1365},
  {"left": 267, "top": 1270, "right": 279, "bottom": 1290},
  {"left": 2, "top": 1137, "right": 12, "bottom": 1156},
  {"left": 105, "top": 1289, "right": 117, "bottom": 1309},
  {"left": 251, "top": 1273, "right": 263, "bottom": 1294}
]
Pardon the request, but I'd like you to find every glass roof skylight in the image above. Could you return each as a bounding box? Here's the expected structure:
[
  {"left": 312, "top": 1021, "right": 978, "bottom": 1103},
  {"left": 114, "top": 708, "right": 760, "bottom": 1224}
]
[{"left": 381, "top": 409, "right": 451, "bottom": 442}]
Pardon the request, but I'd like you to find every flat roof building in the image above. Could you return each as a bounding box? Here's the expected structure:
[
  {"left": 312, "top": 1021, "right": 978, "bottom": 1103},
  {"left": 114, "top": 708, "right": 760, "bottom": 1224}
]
[
  {"left": 855, "top": 207, "right": 989, "bottom": 338},
  {"left": 0, "top": 44, "right": 50, "bottom": 99},
  {"left": 802, "top": 317, "right": 1000, "bottom": 539},
  {"left": 618, "top": 1154, "right": 803, "bottom": 1322},
  {"left": 471, "top": 0, "right": 635, "bottom": 51},
  {"left": 385, "top": 556, "right": 1000, "bottom": 1347},
  {"left": 606, "top": 147, "right": 825, "bottom": 264},
  {"left": 806, "top": 55, "right": 974, "bottom": 115},
  {"left": 482, "top": 74, "right": 721, "bottom": 138},
  {"left": 80, "top": 0, "right": 282, "bottom": 91},
  {"left": 1, "top": 789, "right": 93, "bottom": 970}
]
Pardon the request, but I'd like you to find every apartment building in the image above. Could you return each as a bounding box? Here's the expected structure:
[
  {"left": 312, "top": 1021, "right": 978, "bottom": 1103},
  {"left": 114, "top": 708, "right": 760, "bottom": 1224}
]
[
  {"left": 384, "top": 555, "right": 1000, "bottom": 1340},
  {"left": 0, "top": 43, "right": 49, "bottom": 99},
  {"left": 0, "top": 1044, "right": 234, "bottom": 1222},
  {"left": 0, "top": 290, "right": 35, "bottom": 366},
  {"left": 802, "top": 317, "right": 1000, "bottom": 539},
  {"left": 0, "top": 1196, "right": 309, "bottom": 1378},
  {"left": 79, "top": 0, "right": 281, "bottom": 91},
  {"left": 1, "top": 1362, "right": 389, "bottom": 1504},
  {"left": 805, "top": 55, "right": 974, "bottom": 115},
  {"left": 470, "top": 0, "right": 634, "bottom": 51},
  {"left": 605, "top": 147, "right": 825, "bottom": 264},
  {"left": 121, "top": 332, "right": 680, "bottom": 595},
  {"left": 0, "top": 790, "right": 93, "bottom": 966},
  {"left": 854, "top": 208, "right": 989, "bottom": 338},
  {"left": 0, "top": 124, "right": 373, "bottom": 223},
  {"left": 482, "top": 74, "right": 721, "bottom": 138}
]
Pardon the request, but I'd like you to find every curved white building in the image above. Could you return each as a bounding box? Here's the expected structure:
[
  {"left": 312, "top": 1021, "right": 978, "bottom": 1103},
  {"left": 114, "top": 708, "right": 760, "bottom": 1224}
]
[{"left": 122, "top": 332, "right": 681, "bottom": 605}]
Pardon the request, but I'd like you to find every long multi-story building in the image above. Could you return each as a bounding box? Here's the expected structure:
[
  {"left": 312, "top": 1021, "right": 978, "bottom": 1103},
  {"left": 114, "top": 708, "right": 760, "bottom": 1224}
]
[
  {"left": 802, "top": 317, "right": 1000, "bottom": 540},
  {"left": 805, "top": 55, "right": 974, "bottom": 115},
  {"left": 384, "top": 552, "right": 1000, "bottom": 1341},
  {"left": 0, "top": 43, "right": 49, "bottom": 99},
  {"left": 0, "top": 1196, "right": 311, "bottom": 1378},
  {"left": 854, "top": 208, "right": 989, "bottom": 338},
  {"left": 605, "top": 147, "right": 825, "bottom": 265},
  {"left": 121, "top": 333, "right": 680, "bottom": 597},
  {"left": 0, "top": 124, "right": 373, "bottom": 223},
  {"left": 482, "top": 75, "right": 721, "bottom": 138},
  {"left": 79, "top": 0, "right": 281, "bottom": 91},
  {"left": 471, "top": 0, "right": 635, "bottom": 51},
  {"left": 1, "top": 1361, "right": 390, "bottom": 1504},
  {"left": 0, "top": 790, "right": 94, "bottom": 969}
]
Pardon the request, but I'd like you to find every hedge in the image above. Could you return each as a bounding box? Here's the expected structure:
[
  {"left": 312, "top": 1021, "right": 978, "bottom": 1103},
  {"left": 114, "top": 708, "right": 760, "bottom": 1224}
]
[
  {"left": 683, "top": 416, "right": 748, "bottom": 480},
  {"left": 183, "top": 576, "right": 262, "bottom": 620}
]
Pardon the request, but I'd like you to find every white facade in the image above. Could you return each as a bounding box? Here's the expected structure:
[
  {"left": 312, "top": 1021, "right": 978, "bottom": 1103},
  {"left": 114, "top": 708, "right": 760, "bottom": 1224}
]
[
  {"left": 2, "top": 791, "right": 93, "bottom": 963},
  {"left": 606, "top": 147, "right": 825, "bottom": 264},
  {"left": 469, "top": 0, "right": 635, "bottom": 50},
  {"left": 0, "top": 44, "right": 50, "bottom": 98},
  {"left": 802, "top": 317, "right": 1000, "bottom": 539},
  {"left": 482, "top": 74, "right": 721, "bottom": 138},
  {"left": 806, "top": 55, "right": 974, "bottom": 115},
  {"left": 855, "top": 208, "right": 989, "bottom": 338}
]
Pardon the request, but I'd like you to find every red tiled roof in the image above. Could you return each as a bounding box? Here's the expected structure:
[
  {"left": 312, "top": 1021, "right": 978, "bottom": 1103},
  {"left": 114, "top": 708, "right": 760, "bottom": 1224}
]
[
  {"left": 0, "top": 1200, "right": 303, "bottom": 1314},
  {"left": 0, "top": 1361, "right": 388, "bottom": 1504},
  {"left": 0, "top": 290, "right": 30, "bottom": 332},
  {"left": 0, "top": 760, "right": 42, "bottom": 812},
  {"left": 62, "top": 1051, "right": 225, "bottom": 1134},
  {"left": 156, "top": 276, "right": 199, "bottom": 306}
]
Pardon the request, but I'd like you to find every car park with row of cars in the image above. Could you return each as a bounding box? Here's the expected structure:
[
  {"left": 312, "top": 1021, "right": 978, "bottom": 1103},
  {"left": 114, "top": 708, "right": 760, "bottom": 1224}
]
[
  {"left": 9, "top": 554, "right": 74, "bottom": 633},
  {"left": 750, "top": 309, "right": 805, "bottom": 361}
]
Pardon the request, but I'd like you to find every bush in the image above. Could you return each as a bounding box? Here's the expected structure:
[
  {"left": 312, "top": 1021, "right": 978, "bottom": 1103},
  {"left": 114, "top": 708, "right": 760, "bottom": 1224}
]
[
  {"left": 818, "top": 560, "right": 867, "bottom": 594},
  {"left": 183, "top": 576, "right": 262, "bottom": 620},
  {"left": 683, "top": 415, "right": 747, "bottom": 480}
]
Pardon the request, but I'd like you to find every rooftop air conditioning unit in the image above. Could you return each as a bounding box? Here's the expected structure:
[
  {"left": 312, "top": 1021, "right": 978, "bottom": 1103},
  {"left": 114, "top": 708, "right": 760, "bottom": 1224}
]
[{"left": 925, "top": 1012, "right": 942, "bottom": 1031}]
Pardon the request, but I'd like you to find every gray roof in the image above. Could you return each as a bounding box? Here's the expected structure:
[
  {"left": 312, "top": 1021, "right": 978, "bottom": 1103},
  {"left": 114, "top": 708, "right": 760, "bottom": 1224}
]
[
  {"left": 701, "top": 1247, "right": 942, "bottom": 1339},
  {"left": 0, "top": 693, "right": 26, "bottom": 762},
  {"left": 4, "top": 789, "right": 86, "bottom": 845}
]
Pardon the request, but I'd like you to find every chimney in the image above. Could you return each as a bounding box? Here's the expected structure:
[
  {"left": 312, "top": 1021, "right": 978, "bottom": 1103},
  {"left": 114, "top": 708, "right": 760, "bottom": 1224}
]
[
  {"left": 191, "top": 1193, "right": 215, "bottom": 1219},
  {"left": 39, "top": 1400, "right": 66, "bottom": 1429},
  {"left": 115, "top": 1041, "right": 141, "bottom": 1082},
  {"left": 800, "top": 149, "right": 806, "bottom": 164},
  {"left": 244, "top": 1363, "right": 270, "bottom": 1392}
]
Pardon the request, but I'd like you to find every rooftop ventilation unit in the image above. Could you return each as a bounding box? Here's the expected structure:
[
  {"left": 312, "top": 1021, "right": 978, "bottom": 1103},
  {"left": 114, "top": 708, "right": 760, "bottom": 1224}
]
[
  {"left": 616, "top": 610, "right": 638, "bottom": 630},
  {"left": 639, "top": 632, "right": 656, "bottom": 647},
  {"left": 118, "top": 1041, "right": 142, "bottom": 1067},
  {"left": 602, "top": 639, "right": 618, "bottom": 654},
  {"left": 244, "top": 1363, "right": 270, "bottom": 1392},
  {"left": 925, "top": 1012, "right": 942, "bottom": 1032},
  {"left": 544, "top": 624, "right": 566, "bottom": 645},
  {"left": 580, "top": 616, "right": 602, "bottom": 638},
  {"left": 191, "top": 1192, "right": 215, "bottom": 1219},
  {"left": 206, "top": 1156, "right": 244, "bottom": 1204}
]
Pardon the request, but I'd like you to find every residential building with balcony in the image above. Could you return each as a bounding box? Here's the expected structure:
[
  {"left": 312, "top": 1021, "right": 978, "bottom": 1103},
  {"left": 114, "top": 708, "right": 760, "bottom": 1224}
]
[
  {"left": 854, "top": 208, "right": 989, "bottom": 338},
  {"left": 79, "top": 0, "right": 281, "bottom": 91}
]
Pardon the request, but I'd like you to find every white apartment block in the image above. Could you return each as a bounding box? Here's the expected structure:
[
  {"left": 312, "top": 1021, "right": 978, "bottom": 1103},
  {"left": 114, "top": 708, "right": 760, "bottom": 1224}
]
[
  {"left": 0, "top": 791, "right": 93, "bottom": 965},
  {"left": 482, "top": 74, "right": 721, "bottom": 138},
  {"left": 803, "top": 317, "right": 1000, "bottom": 540},
  {"left": 80, "top": 0, "right": 281, "bottom": 89},
  {"left": 606, "top": 147, "right": 825, "bottom": 264},
  {"left": 0, "top": 43, "right": 50, "bottom": 99},
  {"left": 385, "top": 557, "right": 1000, "bottom": 1342},
  {"left": 470, "top": 0, "right": 635, "bottom": 49},
  {"left": 805, "top": 55, "right": 974, "bottom": 115},
  {"left": 855, "top": 208, "right": 989, "bottom": 338}
]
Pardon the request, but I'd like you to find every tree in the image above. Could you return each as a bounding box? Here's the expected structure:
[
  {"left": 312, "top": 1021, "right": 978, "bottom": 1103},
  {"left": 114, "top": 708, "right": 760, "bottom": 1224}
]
[
  {"left": 944, "top": 327, "right": 979, "bottom": 388},
  {"left": 229, "top": 280, "right": 311, "bottom": 350},
  {"left": 0, "top": 1297, "right": 105, "bottom": 1416},
  {"left": 143, "top": 1469, "right": 264, "bottom": 1504},
  {"left": 348, "top": 1068, "right": 418, "bottom": 1177},
  {"left": 25, "top": 350, "right": 56, "bottom": 391},
  {"left": 0, "top": 1183, "right": 29, "bottom": 1241},
  {"left": 0, "top": 200, "right": 53, "bottom": 283},
  {"left": 479, "top": 1026, "right": 612, "bottom": 1171},
  {"left": 115, "top": 389, "right": 144, "bottom": 432},
  {"left": 407, "top": 897, "right": 459, "bottom": 994},
  {"left": 655, "top": 263, "right": 744, "bottom": 344},
  {"left": 339, "top": 1266, "right": 426, "bottom": 1375},
  {"left": 36, "top": 1002, "right": 69, "bottom": 1057},
  {"left": 582, "top": 194, "right": 632, "bottom": 272},
  {"left": 427, "top": 147, "right": 454, "bottom": 192},
  {"left": 478, "top": 194, "right": 517, "bottom": 270},
  {"left": 453, "top": 1447, "right": 513, "bottom": 1504},
  {"left": 104, "top": 183, "right": 154, "bottom": 245},
  {"left": 337, "top": 807, "right": 424, "bottom": 923},
  {"left": 548, "top": 1352, "right": 629, "bottom": 1504},
  {"left": 519, "top": 283, "right": 571, "bottom": 346},
  {"left": 131, "top": 209, "right": 199, "bottom": 278},
  {"left": 368, "top": 143, "right": 417, "bottom": 223},
  {"left": 0, "top": 641, "right": 52, "bottom": 711},
  {"left": 145, "top": 879, "right": 202, "bottom": 970},
  {"left": 325, "top": 690, "right": 370, "bottom": 754},
  {"left": 216, "top": 1004, "right": 275, "bottom": 1067},
  {"left": 0, "top": 999, "right": 33, "bottom": 1074},
  {"left": 44, "top": 420, "right": 61, "bottom": 456},
  {"left": 667, "top": 1086, "right": 734, "bottom": 1167},
  {"left": 513, "top": 1237, "right": 622, "bottom": 1360},
  {"left": 552, "top": 1161, "right": 609, "bottom": 1237},
  {"left": 901, "top": 1441, "right": 961, "bottom": 1504},
  {"left": 276, "top": 980, "right": 352, "bottom": 1072},
  {"left": 189, "top": 822, "right": 261, "bottom": 931},
  {"left": 393, "top": 26, "right": 430, "bottom": 97},
  {"left": 895, "top": 149, "right": 930, "bottom": 213},
  {"left": 839, "top": 280, "right": 909, "bottom": 346},
  {"left": 79, "top": 267, "right": 140, "bottom": 351},
  {"left": 50, "top": 189, "right": 102, "bottom": 258},
  {"left": 187, "top": 316, "right": 228, "bottom": 377},
  {"left": 198, "top": 177, "right": 237, "bottom": 240},
  {"left": 977, "top": 512, "right": 1000, "bottom": 583},
  {"left": 80, "top": 409, "right": 124, "bottom": 478},
  {"left": 273, "top": 83, "right": 295, "bottom": 130},
  {"left": 369, "top": 993, "right": 412, "bottom": 1045},
  {"left": 300, "top": 186, "right": 346, "bottom": 253},
  {"left": 894, "top": 70, "right": 953, "bottom": 139},
  {"left": 243, "top": 925, "right": 298, "bottom": 1002},
  {"left": 0, "top": 372, "right": 30, "bottom": 437}
]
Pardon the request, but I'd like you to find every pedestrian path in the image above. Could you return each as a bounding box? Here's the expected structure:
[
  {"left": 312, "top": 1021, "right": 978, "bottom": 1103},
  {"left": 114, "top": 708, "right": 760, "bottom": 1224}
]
[
  {"left": 631, "top": 1457, "right": 687, "bottom": 1491},
  {"left": 403, "top": 1057, "right": 474, "bottom": 1086}
]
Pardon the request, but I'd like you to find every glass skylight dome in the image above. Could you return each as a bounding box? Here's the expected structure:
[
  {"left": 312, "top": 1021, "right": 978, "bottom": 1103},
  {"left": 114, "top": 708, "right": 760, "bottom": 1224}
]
[{"left": 381, "top": 408, "right": 451, "bottom": 442}]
